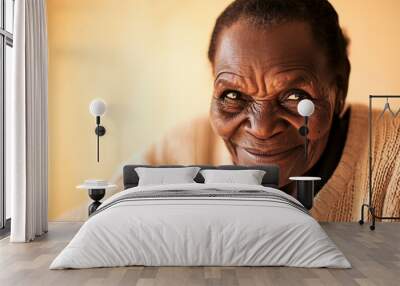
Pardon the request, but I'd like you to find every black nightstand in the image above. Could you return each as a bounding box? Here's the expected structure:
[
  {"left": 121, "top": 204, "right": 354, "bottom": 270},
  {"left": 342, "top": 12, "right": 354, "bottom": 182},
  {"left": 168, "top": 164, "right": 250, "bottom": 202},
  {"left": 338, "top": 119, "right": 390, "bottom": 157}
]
[{"left": 289, "top": 177, "right": 321, "bottom": 210}]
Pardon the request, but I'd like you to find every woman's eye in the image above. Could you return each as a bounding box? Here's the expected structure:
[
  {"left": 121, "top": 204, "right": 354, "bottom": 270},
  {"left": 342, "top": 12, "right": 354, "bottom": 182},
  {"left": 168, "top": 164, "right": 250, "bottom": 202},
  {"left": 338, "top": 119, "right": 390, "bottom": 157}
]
[
  {"left": 223, "top": 91, "right": 241, "bottom": 100},
  {"left": 287, "top": 93, "right": 301, "bottom": 101},
  {"left": 216, "top": 90, "right": 248, "bottom": 115},
  {"left": 284, "top": 90, "right": 309, "bottom": 102}
]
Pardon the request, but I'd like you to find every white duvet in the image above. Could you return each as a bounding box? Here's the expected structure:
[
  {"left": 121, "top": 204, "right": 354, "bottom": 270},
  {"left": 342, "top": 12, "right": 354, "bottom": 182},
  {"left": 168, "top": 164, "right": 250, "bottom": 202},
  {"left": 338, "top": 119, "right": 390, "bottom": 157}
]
[{"left": 50, "top": 183, "right": 351, "bottom": 269}]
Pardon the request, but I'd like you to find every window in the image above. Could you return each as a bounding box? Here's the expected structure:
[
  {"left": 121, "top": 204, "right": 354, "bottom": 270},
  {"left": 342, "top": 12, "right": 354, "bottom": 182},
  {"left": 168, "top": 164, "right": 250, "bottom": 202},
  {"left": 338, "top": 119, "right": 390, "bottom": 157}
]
[{"left": 0, "top": 0, "right": 14, "bottom": 234}]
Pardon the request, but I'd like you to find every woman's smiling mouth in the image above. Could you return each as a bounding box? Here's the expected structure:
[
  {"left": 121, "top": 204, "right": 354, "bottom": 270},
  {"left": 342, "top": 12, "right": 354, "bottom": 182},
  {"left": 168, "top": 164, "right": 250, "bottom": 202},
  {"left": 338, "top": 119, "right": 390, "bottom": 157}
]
[{"left": 238, "top": 145, "right": 304, "bottom": 161}]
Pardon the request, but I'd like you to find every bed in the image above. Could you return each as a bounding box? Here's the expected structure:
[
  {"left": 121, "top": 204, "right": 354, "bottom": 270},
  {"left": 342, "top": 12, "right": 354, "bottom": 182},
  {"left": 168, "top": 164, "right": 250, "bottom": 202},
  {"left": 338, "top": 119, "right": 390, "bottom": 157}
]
[{"left": 50, "top": 165, "right": 350, "bottom": 269}]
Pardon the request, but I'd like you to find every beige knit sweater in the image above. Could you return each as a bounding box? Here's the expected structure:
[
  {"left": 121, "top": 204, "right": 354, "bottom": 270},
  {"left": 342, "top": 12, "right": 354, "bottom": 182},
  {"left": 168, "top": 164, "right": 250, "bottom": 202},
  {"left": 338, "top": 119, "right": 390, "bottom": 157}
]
[{"left": 144, "top": 104, "right": 400, "bottom": 222}]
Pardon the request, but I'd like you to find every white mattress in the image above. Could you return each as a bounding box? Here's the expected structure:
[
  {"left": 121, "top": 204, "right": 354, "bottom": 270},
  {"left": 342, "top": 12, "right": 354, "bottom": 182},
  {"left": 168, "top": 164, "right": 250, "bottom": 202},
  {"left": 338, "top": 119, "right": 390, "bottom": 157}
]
[{"left": 50, "top": 183, "right": 351, "bottom": 269}]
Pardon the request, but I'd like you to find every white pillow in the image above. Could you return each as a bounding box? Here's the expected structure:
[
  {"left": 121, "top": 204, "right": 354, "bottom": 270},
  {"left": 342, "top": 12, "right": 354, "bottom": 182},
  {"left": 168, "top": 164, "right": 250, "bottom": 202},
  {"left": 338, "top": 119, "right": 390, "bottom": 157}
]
[
  {"left": 135, "top": 167, "right": 200, "bottom": 186},
  {"left": 200, "top": 169, "right": 266, "bottom": 185}
]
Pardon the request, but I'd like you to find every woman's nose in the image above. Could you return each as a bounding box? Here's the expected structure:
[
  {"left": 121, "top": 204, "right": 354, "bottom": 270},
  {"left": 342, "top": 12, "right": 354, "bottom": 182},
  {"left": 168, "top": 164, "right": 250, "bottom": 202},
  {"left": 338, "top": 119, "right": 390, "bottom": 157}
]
[{"left": 244, "top": 101, "right": 286, "bottom": 140}]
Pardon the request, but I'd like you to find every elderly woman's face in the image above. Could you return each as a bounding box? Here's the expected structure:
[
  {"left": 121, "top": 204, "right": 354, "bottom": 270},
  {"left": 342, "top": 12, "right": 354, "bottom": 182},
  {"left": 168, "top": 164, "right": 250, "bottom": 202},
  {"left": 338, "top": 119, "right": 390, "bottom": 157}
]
[{"left": 210, "top": 20, "right": 338, "bottom": 187}]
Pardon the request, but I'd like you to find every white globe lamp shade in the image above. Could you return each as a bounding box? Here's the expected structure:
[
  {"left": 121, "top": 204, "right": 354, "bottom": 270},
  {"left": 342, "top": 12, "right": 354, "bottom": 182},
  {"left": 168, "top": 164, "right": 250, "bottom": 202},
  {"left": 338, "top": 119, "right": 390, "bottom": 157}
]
[
  {"left": 89, "top": 99, "right": 107, "bottom": 117},
  {"left": 297, "top": 99, "right": 315, "bottom": 117}
]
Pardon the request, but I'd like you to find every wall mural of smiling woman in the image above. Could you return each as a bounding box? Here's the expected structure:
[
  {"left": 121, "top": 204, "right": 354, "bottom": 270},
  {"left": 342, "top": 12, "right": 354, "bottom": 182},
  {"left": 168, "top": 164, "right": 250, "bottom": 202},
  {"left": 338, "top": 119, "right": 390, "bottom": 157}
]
[
  {"left": 136, "top": 0, "right": 400, "bottom": 222},
  {"left": 47, "top": 0, "right": 400, "bottom": 221}
]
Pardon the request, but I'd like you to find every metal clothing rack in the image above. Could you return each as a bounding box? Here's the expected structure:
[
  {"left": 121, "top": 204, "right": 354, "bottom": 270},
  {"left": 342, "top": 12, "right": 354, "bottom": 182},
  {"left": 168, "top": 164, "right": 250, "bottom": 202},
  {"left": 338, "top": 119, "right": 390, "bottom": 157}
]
[{"left": 359, "top": 95, "right": 400, "bottom": 230}]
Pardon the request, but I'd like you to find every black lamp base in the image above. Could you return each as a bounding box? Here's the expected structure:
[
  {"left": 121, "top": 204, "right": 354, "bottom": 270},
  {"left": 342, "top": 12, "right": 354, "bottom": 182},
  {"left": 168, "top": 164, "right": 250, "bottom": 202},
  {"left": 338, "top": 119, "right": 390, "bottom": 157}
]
[
  {"left": 299, "top": 125, "right": 309, "bottom": 136},
  {"left": 95, "top": 126, "right": 106, "bottom": 136}
]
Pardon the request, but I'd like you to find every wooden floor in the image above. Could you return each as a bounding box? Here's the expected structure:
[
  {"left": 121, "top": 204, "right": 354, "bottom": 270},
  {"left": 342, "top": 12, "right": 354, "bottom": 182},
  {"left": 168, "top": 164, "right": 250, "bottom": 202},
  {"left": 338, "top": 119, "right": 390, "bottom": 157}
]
[{"left": 0, "top": 222, "right": 399, "bottom": 286}]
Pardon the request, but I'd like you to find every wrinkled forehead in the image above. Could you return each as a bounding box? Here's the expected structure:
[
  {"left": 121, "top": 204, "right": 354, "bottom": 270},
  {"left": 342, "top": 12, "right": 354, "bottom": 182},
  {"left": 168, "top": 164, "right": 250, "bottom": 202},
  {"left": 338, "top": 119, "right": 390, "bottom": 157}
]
[{"left": 213, "top": 20, "right": 328, "bottom": 78}]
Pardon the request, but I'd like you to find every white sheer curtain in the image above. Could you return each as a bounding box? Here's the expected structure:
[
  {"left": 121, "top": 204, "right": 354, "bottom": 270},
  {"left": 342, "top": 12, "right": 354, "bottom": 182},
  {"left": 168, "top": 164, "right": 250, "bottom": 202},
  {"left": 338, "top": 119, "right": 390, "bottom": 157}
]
[{"left": 9, "top": 0, "right": 48, "bottom": 242}]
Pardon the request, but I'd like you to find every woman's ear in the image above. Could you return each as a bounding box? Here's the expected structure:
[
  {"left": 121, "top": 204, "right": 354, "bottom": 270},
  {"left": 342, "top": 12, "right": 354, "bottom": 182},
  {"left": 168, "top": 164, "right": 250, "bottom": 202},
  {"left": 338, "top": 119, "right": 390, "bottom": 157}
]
[
  {"left": 334, "top": 76, "right": 347, "bottom": 115},
  {"left": 334, "top": 57, "right": 350, "bottom": 115},
  {"left": 335, "top": 96, "right": 344, "bottom": 115}
]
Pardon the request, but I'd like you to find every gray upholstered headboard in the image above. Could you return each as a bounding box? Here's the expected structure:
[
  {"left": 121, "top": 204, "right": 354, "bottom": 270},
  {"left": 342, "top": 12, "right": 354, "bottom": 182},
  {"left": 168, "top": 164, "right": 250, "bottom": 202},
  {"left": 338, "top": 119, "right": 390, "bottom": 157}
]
[{"left": 123, "top": 165, "right": 280, "bottom": 189}]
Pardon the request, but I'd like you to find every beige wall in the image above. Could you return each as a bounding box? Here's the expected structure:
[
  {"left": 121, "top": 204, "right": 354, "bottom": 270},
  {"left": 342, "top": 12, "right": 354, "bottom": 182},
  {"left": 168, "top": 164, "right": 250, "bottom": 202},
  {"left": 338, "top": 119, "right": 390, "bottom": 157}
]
[{"left": 47, "top": 0, "right": 400, "bottom": 221}]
